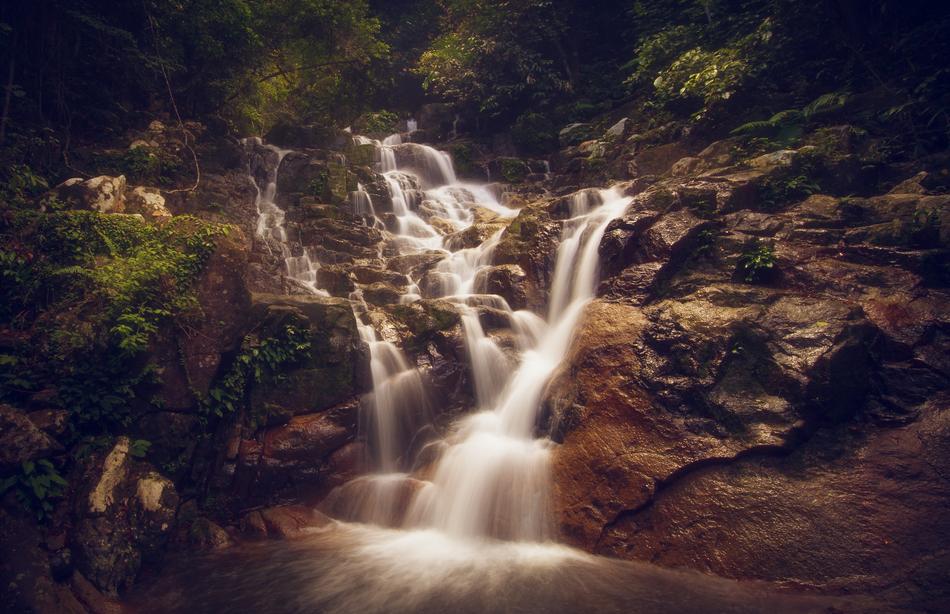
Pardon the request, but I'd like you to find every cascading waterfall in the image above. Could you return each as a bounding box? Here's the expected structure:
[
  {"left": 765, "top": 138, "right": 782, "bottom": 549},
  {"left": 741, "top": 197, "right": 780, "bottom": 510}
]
[
  {"left": 331, "top": 130, "right": 631, "bottom": 543},
  {"left": 244, "top": 137, "right": 329, "bottom": 296},
  {"left": 135, "top": 128, "right": 851, "bottom": 614}
]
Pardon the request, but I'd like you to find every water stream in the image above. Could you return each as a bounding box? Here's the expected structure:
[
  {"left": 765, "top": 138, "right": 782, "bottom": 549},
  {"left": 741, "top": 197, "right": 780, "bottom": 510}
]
[{"left": 135, "top": 131, "right": 863, "bottom": 613}]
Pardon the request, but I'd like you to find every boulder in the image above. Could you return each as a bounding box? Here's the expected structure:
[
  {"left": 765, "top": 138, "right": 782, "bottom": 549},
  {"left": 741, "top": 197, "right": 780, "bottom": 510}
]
[
  {"left": 155, "top": 227, "right": 251, "bottom": 410},
  {"left": 559, "top": 123, "right": 595, "bottom": 147},
  {"left": 72, "top": 438, "right": 178, "bottom": 595},
  {"left": 125, "top": 186, "right": 171, "bottom": 221},
  {"left": 54, "top": 175, "right": 127, "bottom": 213},
  {"left": 549, "top": 291, "right": 879, "bottom": 549}
]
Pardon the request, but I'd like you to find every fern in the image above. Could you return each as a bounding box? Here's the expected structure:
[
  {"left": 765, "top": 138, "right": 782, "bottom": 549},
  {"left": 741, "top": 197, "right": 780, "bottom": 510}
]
[{"left": 803, "top": 91, "right": 849, "bottom": 118}]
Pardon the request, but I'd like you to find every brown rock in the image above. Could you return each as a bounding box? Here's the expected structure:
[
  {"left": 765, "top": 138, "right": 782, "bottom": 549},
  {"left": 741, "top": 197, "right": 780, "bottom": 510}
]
[{"left": 0, "top": 404, "right": 62, "bottom": 471}]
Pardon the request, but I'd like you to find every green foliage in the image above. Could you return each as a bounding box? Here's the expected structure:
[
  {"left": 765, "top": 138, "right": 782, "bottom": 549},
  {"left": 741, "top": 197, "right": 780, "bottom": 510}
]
[
  {"left": 354, "top": 111, "right": 400, "bottom": 135},
  {"left": 0, "top": 210, "right": 229, "bottom": 433},
  {"left": 758, "top": 168, "right": 820, "bottom": 210},
  {"left": 0, "top": 164, "right": 49, "bottom": 208},
  {"left": 731, "top": 92, "right": 851, "bottom": 146},
  {"left": 92, "top": 147, "right": 184, "bottom": 186},
  {"left": 511, "top": 112, "right": 558, "bottom": 154},
  {"left": 737, "top": 240, "right": 777, "bottom": 283},
  {"left": 129, "top": 439, "right": 152, "bottom": 458},
  {"left": 0, "top": 460, "right": 68, "bottom": 521},
  {"left": 203, "top": 324, "right": 311, "bottom": 421}
]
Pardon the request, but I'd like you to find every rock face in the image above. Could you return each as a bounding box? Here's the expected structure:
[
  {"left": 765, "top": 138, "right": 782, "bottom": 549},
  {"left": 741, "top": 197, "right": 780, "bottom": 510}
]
[
  {"left": 219, "top": 294, "right": 366, "bottom": 506},
  {"left": 540, "top": 145, "right": 950, "bottom": 607}
]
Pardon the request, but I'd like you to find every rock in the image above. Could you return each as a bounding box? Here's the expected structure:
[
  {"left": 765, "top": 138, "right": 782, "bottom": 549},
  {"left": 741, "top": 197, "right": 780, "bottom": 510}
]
[
  {"left": 157, "top": 227, "right": 251, "bottom": 409},
  {"left": 316, "top": 264, "right": 356, "bottom": 297},
  {"left": 0, "top": 507, "right": 89, "bottom": 614},
  {"left": 361, "top": 282, "right": 402, "bottom": 305},
  {"left": 259, "top": 505, "right": 332, "bottom": 539},
  {"left": 605, "top": 118, "right": 631, "bottom": 141},
  {"left": 319, "top": 475, "right": 427, "bottom": 527},
  {"left": 54, "top": 175, "right": 127, "bottom": 213},
  {"left": 549, "top": 290, "right": 880, "bottom": 549},
  {"left": 27, "top": 408, "right": 70, "bottom": 439},
  {"left": 72, "top": 437, "right": 179, "bottom": 595},
  {"left": 386, "top": 252, "right": 445, "bottom": 278},
  {"left": 444, "top": 222, "right": 506, "bottom": 251},
  {"left": 747, "top": 149, "right": 798, "bottom": 168},
  {"left": 597, "top": 409, "right": 950, "bottom": 609},
  {"left": 125, "top": 186, "right": 171, "bottom": 221},
  {"left": 475, "top": 264, "right": 528, "bottom": 310},
  {"left": 247, "top": 295, "right": 363, "bottom": 417},
  {"left": 188, "top": 518, "right": 233, "bottom": 550},
  {"left": 629, "top": 143, "right": 690, "bottom": 176},
  {"left": 559, "top": 123, "right": 595, "bottom": 147},
  {"left": 262, "top": 412, "right": 352, "bottom": 462},
  {"left": 0, "top": 404, "right": 62, "bottom": 471}
]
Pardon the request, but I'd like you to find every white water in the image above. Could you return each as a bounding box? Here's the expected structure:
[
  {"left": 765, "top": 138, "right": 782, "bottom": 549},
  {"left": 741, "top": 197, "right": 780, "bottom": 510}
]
[
  {"left": 330, "top": 131, "right": 631, "bottom": 543},
  {"left": 244, "top": 137, "right": 329, "bottom": 296}
]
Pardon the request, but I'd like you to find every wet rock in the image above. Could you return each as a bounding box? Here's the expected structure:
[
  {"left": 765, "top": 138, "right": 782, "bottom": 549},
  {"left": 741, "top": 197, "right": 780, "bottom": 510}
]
[
  {"left": 247, "top": 295, "right": 364, "bottom": 417},
  {"left": 444, "top": 221, "right": 506, "bottom": 251},
  {"left": 259, "top": 505, "right": 332, "bottom": 539},
  {"left": 475, "top": 264, "right": 528, "bottom": 310},
  {"left": 385, "top": 251, "right": 444, "bottom": 276},
  {"left": 597, "top": 409, "right": 950, "bottom": 608},
  {"left": 493, "top": 203, "right": 562, "bottom": 311},
  {"left": 316, "top": 264, "right": 356, "bottom": 297},
  {"left": 361, "top": 282, "right": 403, "bottom": 305},
  {"left": 262, "top": 412, "right": 352, "bottom": 463},
  {"left": 350, "top": 265, "right": 409, "bottom": 288},
  {"left": 188, "top": 518, "right": 233, "bottom": 550},
  {"left": 549, "top": 291, "right": 881, "bottom": 549}
]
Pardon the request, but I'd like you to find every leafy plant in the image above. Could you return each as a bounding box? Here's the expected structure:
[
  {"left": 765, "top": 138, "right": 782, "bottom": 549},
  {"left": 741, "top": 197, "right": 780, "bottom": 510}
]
[
  {"left": 737, "top": 240, "right": 777, "bottom": 283},
  {"left": 203, "top": 324, "right": 311, "bottom": 421},
  {"left": 0, "top": 459, "right": 68, "bottom": 521}
]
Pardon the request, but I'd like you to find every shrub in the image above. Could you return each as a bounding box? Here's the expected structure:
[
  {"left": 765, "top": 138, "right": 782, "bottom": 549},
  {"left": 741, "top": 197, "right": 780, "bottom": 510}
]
[
  {"left": 0, "top": 460, "right": 68, "bottom": 521},
  {"left": 737, "top": 240, "right": 777, "bottom": 283}
]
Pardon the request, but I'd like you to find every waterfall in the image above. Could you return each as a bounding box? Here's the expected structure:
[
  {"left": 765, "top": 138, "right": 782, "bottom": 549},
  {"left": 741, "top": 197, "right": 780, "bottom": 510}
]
[
  {"left": 329, "top": 129, "right": 630, "bottom": 542},
  {"left": 244, "top": 137, "right": 329, "bottom": 296}
]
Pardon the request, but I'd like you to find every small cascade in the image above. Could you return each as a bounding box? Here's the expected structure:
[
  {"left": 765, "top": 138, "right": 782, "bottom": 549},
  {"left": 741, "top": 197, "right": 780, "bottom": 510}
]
[
  {"left": 352, "top": 293, "right": 430, "bottom": 474},
  {"left": 244, "top": 137, "right": 328, "bottom": 296}
]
